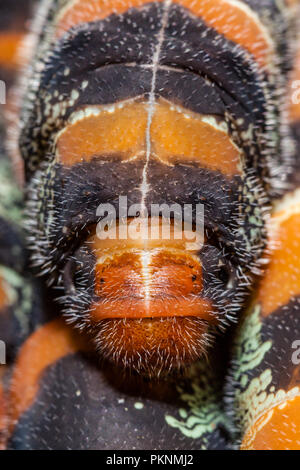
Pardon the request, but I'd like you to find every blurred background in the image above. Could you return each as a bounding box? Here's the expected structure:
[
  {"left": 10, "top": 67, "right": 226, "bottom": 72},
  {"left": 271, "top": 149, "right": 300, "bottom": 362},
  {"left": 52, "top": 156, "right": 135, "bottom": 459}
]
[{"left": 0, "top": 0, "right": 36, "bottom": 93}]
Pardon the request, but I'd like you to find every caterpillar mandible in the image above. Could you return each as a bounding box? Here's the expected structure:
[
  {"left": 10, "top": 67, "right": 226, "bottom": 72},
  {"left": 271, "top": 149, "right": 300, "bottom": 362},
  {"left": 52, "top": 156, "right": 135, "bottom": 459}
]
[{"left": 0, "top": 0, "right": 299, "bottom": 451}]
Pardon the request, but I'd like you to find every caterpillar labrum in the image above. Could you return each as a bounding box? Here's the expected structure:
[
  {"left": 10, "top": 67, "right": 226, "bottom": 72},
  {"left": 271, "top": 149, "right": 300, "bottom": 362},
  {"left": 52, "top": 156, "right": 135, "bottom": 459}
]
[{"left": 0, "top": 0, "right": 299, "bottom": 450}]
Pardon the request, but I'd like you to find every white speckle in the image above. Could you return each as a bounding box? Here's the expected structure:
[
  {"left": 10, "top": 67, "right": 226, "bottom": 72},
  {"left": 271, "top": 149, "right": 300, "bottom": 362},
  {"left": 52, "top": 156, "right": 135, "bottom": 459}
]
[
  {"left": 134, "top": 402, "right": 144, "bottom": 410},
  {"left": 71, "top": 90, "right": 80, "bottom": 101}
]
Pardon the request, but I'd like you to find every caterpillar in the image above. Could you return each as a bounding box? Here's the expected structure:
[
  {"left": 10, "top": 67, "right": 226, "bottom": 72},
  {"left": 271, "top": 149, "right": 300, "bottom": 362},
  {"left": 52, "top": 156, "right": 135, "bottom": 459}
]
[{"left": 0, "top": 0, "right": 299, "bottom": 450}]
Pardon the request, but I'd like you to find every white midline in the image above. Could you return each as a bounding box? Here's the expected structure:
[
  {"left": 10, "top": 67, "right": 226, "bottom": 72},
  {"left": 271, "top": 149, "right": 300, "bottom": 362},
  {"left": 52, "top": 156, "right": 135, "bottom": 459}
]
[
  {"left": 141, "top": 251, "right": 152, "bottom": 306},
  {"left": 140, "top": 0, "right": 172, "bottom": 218}
]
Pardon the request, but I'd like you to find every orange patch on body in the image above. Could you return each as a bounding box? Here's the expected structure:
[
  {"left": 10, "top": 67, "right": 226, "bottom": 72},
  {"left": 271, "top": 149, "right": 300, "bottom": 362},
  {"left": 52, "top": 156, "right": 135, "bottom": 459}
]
[
  {"left": 0, "top": 381, "right": 7, "bottom": 450},
  {"left": 9, "top": 319, "right": 89, "bottom": 427},
  {"left": 56, "top": 101, "right": 148, "bottom": 165},
  {"left": 258, "top": 213, "right": 300, "bottom": 317},
  {"left": 91, "top": 252, "right": 215, "bottom": 321},
  {"left": 56, "top": 99, "right": 241, "bottom": 177},
  {"left": 89, "top": 222, "right": 213, "bottom": 373},
  {"left": 0, "top": 276, "right": 8, "bottom": 311},
  {"left": 55, "top": 0, "right": 164, "bottom": 38},
  {"left": 0, "top": 32, "right": 24, "bottom": 68},
  {"left": 87, "top": 218, "right": 214, "bottom": 322},
  {"left": 91, "top": 297, "right": 213, "bottom": 320},
  {"left": 241, "top": 394, "right": 300, "bottom": 450},
  {"left": 177, "top": 0, "right": 272, "bottom": 67},
  {"left": 152, "top": 101, "right": 240, "bottom": 176},
  {"left": 97, "top": 316, "right": 210, "bottom": 374},
  {"left": 92, "top": 251, "right": 213, "bottom": 321},
  {"left": 55, "top": 0, "right": 272, "bottom": 67}
]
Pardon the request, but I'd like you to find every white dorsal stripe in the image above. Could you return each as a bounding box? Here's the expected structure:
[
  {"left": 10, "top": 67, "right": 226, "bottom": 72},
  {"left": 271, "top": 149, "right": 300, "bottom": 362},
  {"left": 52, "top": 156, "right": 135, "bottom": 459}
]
[{"left": 139, "top": 0, "right": 172, "bottom": 216}]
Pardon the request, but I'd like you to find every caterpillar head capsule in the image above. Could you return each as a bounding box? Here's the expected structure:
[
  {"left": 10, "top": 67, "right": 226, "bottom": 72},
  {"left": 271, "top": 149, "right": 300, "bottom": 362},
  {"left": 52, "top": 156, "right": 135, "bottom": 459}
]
[{"left": 63, "top": 216, "right": 219, "bottom": 374}]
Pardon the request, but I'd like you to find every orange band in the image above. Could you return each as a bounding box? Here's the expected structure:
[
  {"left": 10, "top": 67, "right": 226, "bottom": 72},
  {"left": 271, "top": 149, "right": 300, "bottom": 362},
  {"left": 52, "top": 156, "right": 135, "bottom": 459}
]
[
  {"left": 55, "top": 0, "right": 272, "bottom": 67},
  {"left": 9, "top": 319, "right": 89, "bottom": 427},
  {"left": 241, "top": 395, "right": 300, "bottom": 450}
]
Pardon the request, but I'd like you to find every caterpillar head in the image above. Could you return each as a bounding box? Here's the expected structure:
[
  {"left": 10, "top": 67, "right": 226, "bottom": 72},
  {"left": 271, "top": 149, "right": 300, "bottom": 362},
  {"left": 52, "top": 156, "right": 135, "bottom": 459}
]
[{"left": 20, "top": 3, "right": 275, "bottom": 376}]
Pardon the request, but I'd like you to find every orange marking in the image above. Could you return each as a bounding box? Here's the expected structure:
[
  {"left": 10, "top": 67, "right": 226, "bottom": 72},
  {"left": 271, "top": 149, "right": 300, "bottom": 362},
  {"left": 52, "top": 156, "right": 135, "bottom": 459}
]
[
  {"left": 152, "top": 101, "right": 240, "bottom": 176},
  {"left": 258, "top": 213, "right": 300, "bottom": 317},
  {"left": 285, "top": 0, "right": 300, "bottom": 6},
  {"left": 0, "top": 32, "right": 24, "bottom": 68},
  {"left": 95, "top": 252, "right": 204, "bottom": 299},
  {"left": 55, "top": 0, "right": 272, "bottom": 67},
  {"left": 241, "top": 395, "right": 300, "bottom": 450},
  {"left": 98, "top": 316, "right": 210, "bottom": 372},
  {"left": 55, "top": 0, "right": 164, "bottom": 38},
  {"left": 56, "top": 101, "right": 148, "bottom": 165},
  {"left": 88, "top": 220, "right": 214, "bottom": 321},
  {"left": 178, "top": 0, "right": 273, "bottom": 67},
  {"left": 57, "top": 99, "right": 241, "bottom": 177},
  {"left": 0, "top": 380, "right": 7, "bottom": 450},
  {"left": 9, "top": 319, "right": 89, "bottom": 427},
  {"left": 91, "top": 297, "right": 213, "bottom": 320}
]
